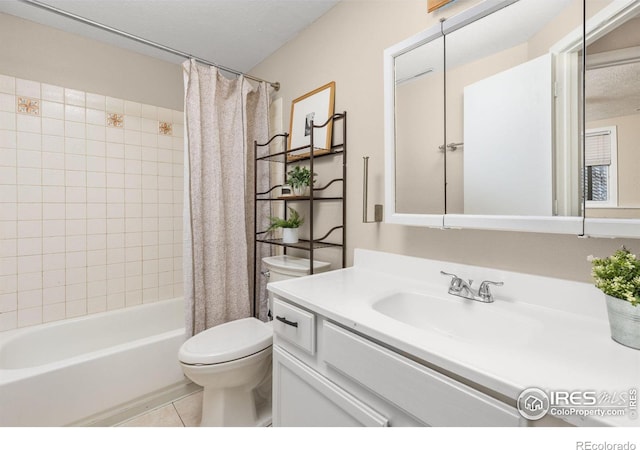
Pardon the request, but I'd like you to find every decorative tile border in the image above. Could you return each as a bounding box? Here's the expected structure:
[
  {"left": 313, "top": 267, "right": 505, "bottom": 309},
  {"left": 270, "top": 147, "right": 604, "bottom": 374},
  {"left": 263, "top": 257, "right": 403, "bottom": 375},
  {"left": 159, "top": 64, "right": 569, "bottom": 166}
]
[
  {"left": 107, "top": 112, "right": 124, "bottom": 128},
  {"left": 17, "top": 97, "right": 40, "bottom": 116},
  {"left": 159, "top": 121, "right": 173, "bottom": 136}
]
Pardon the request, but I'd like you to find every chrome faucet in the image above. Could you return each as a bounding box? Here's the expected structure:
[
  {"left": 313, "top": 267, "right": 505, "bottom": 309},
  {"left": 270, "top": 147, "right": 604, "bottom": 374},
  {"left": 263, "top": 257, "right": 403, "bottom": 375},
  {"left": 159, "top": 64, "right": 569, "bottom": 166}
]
[{"left": 440, "top": 271, "right": 503, "bottom": 303}]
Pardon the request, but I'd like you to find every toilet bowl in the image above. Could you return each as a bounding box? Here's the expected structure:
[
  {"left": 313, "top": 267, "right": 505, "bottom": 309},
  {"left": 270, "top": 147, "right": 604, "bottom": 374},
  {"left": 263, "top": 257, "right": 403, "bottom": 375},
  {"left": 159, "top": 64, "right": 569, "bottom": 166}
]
[
  {"left": 179, "top": 317, "right": 273, "bottom": 426},
  {"left": 178, "top": 255, "right": 331, "bottom": 427}
]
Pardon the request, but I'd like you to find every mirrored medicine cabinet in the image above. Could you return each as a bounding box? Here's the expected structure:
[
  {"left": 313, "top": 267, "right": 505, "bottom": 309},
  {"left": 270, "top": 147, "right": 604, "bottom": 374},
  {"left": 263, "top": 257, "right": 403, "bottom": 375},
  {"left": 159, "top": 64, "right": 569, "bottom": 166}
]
[
  {"left": 582, "top": 0, "right": 640, "bottom": 237},
  {"left": 384, "top": 0, "right": 640, "bottom": 238}
]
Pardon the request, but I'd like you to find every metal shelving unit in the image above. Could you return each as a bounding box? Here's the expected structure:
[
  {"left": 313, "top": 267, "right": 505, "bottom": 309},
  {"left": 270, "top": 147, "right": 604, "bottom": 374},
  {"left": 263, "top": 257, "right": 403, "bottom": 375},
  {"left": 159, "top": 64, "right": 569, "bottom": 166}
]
[{"left": 252, "top": 112, "right": 347, "bottom": 316}]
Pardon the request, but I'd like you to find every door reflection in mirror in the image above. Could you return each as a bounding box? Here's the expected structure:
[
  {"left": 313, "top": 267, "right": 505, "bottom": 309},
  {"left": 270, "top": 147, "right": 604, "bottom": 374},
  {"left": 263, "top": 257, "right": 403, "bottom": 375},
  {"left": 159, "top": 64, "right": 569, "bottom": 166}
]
[{"left": 443, "top": 0, "right": 579, "bottom": 216}]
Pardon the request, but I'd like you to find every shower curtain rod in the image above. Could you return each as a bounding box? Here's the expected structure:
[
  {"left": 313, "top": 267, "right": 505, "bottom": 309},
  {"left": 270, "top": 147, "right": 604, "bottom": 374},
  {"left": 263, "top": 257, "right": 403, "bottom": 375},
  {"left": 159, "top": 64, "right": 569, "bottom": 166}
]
[{"left": 18, "top": 0, "right": 281, "bottom": 91}]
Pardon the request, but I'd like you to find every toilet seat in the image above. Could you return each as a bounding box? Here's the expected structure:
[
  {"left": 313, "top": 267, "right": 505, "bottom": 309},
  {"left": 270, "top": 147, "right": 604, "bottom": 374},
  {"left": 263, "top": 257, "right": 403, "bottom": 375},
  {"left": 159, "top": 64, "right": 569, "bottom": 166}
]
[{"left": 179, "top": 317, "right": 273, "bottom": 365}]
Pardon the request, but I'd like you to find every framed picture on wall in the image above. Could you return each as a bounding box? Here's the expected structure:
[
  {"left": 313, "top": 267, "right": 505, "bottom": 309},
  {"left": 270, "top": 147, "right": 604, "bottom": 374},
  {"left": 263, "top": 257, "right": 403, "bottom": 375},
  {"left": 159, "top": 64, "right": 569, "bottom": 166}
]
[
  {"left": 287, "top": 81, "right": 335, "bottom": 161},
  {"left": 427, "top": 0, "right": 454, "bottom": 13}
]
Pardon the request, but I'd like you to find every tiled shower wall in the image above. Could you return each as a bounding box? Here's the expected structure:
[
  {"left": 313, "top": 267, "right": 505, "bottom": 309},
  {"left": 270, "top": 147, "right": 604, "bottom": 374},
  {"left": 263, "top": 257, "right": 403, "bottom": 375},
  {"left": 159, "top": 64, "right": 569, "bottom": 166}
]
[{"left": 0, "top": 74, "right": 184, "bottom": 332}]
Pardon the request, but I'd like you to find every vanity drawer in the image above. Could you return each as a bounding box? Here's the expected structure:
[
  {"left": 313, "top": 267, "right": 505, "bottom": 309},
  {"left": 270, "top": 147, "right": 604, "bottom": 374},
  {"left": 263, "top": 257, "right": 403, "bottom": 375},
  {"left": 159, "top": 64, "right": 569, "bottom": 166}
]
[
  {"left": 272, "top": 298, "right": 316, "bottom": 355},
  {"left": 323, "top": 322, "right": 522, "bottom": 426}
]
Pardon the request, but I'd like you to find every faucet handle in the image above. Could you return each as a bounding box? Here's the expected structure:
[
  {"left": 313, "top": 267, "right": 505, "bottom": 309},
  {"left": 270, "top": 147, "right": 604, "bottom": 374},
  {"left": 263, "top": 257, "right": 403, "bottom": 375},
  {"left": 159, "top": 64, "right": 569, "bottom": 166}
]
[
  {"left": 440, "top": 270, "right": 459, "bottom": 279},
  {"left": 478, "top": 280, "right": 504, "bottom": 302},
  {"left": 441, "top": 271, "right": 472, "bottom": 283},
  {"left": 440, "top": 271, "right": 470, "bottom": 292}
]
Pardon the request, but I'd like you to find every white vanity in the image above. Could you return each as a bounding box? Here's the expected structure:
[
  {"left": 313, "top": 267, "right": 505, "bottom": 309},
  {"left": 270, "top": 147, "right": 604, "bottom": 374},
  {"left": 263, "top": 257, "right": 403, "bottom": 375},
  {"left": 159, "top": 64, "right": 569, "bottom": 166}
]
[
  {"left": 266, "top": 0, "right": 640, "bottom": 429},
  {"left": 268, "top": 249, "right": 639, "bottom": 427}
]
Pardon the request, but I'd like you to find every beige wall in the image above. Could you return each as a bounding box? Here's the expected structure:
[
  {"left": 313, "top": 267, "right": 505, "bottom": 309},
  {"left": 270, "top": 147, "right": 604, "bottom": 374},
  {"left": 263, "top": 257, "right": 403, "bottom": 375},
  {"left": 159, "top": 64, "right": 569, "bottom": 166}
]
[
  {"left": 528, "top": 0, "right": 584, "bottom": 58},
  {"left": 395, "top": 71, "right": 445, "bottom": 214},
  {"left": 587, "top": 16, "right": 640, "bottom": 54},
  {"left": 0, "top": 13, "right": 183, "bottom": 111},
  {"left": 251, "top": 0, "right": 640, "bottom": 283}
]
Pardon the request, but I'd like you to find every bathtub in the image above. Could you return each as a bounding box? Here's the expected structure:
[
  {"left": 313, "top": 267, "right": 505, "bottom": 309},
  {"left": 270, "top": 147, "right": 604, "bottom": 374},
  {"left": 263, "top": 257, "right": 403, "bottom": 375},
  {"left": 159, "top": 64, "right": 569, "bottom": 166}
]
[{"left": 0, "top": 297, "right": 187, "bottom": 426}]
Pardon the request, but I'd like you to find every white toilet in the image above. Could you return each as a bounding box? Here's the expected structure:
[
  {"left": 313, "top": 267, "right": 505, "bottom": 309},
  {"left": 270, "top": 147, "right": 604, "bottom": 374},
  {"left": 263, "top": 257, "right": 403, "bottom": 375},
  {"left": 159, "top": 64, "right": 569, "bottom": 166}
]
[{"left": 178, "top": 255, "right": 331, "bottom": 427}]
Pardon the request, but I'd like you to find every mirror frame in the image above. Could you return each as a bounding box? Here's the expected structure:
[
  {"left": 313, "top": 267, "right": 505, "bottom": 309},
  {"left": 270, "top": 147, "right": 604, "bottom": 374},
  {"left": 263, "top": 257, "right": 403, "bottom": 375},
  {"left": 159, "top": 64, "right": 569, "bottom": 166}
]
[{"left": 383, "top": 0, "right": 584, "bottom": 234}]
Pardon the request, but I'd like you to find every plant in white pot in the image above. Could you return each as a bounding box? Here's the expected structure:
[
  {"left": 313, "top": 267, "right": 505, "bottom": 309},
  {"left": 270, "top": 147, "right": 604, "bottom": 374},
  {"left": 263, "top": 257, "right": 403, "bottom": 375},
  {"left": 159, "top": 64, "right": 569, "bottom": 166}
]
[
  {"left": 286, "top": 166, "right": 316, "bottom": 197},
  {"left": 590, "top": 247, "right": 640, "bottom": 350},
  {"left": 267, "top": 207, "right": 304, "bottom": 244}
]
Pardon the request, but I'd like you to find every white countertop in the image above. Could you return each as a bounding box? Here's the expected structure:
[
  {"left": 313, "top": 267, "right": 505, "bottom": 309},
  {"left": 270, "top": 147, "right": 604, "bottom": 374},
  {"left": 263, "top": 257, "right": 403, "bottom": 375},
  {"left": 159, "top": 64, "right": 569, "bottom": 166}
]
[{"left": 268, "top": 249, "right": 640, "bottom": 427}]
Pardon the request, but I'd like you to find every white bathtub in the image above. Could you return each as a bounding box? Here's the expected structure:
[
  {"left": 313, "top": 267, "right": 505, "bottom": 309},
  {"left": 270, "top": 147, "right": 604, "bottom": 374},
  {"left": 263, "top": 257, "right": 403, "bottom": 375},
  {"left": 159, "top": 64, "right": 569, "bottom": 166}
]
[{"left": 0, "top": 298, "right": 187, "bottom": 426}]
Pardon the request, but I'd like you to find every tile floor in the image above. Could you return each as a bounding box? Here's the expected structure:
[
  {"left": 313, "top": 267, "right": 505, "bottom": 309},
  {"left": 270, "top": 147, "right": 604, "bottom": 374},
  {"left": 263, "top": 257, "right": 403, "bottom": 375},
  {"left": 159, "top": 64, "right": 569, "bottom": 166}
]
[{"left": 117, "top": 389, "right": 203, "bottom": 427}]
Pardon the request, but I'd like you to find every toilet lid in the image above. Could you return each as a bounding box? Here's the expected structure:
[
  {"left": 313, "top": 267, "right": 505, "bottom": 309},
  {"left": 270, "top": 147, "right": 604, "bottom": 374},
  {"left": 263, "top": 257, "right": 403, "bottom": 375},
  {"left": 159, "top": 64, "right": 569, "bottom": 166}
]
[{"left": 179, "top": 317, "right": 273, "bottom": 365}]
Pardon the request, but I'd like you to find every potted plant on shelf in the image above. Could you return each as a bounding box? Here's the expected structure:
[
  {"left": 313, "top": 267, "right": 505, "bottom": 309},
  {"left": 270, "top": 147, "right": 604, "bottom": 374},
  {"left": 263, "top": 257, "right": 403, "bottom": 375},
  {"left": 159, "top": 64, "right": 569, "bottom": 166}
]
[
  {"left": 286, "top": 165, "right": 316, "bottom": 197},
  {"left": 590, "top": 247, "right": 640, "bottom": 350},
  {"left": 267, "top": 207, "right": 304, "bottom": 244}
]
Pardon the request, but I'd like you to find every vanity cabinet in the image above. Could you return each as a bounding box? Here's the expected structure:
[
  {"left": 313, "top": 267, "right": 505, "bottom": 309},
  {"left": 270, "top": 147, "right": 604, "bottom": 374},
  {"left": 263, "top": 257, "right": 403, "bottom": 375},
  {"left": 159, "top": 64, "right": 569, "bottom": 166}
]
[
  {"left": 272, "top": 297, "right": 388, "bottom": 426},
  {"left": 272, "top": 296, "right": 525, "bottom": 427},
  {"left": 273, "top": 347, "right": 388, "bottom": 427},
  {"left": 322, "top": 322, "right": 522, "bottom": 426},
  {"left": 268, "top": 249, "right": 636, "bottom": 427}
]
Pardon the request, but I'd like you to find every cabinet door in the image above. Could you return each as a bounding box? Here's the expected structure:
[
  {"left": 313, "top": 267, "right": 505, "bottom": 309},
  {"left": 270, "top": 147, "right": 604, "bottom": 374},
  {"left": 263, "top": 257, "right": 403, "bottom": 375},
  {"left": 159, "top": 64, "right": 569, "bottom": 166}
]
[
  {"left": 323, "top": 322, "right": 523, "bottom": 426},
  {"left": 272, "top": 346, "right": 388, "bottom": 427}
]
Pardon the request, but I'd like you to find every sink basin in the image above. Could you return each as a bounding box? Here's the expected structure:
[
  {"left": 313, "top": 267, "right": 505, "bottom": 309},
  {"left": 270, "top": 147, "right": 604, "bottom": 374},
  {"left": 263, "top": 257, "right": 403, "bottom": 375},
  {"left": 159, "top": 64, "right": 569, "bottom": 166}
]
[{"left": 372, "top": 291, "right": 542, "bottom": 345}]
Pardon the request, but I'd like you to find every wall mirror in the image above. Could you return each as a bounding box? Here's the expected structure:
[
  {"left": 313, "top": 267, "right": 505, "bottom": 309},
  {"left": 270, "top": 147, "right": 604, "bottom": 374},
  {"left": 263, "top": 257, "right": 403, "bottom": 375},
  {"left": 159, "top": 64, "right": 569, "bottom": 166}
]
[
  {"left": 583, "top": 0, "right": 640, "bottom": 238},
  {"left": 384, "top": 0, "right": 586, "bottom": 233},
  {"left": 384, "top": 26, "right": 446, "bottom": 227},
  {"left": 394, "top": 35, "right": 444, "bottom": 216}
]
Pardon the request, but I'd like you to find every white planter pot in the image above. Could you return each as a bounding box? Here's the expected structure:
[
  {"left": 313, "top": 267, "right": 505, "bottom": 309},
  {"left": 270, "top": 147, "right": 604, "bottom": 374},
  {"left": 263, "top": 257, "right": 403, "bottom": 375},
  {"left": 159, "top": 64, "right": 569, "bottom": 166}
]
[
  {"left": 292, "top": 185, "right": 309, "bottom": 197},
  {"left": 282, "top": 228, "right": 299, "bottom": 244},
  {"left": 605, "top": 294, "right": 640, "bottom": 350}
]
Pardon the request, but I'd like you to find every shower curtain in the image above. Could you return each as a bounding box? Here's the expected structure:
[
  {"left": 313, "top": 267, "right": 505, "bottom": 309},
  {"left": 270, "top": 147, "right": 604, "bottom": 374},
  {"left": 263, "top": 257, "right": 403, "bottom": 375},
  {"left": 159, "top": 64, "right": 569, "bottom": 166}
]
[{"left": 183, "top": 59, "right": 270, "bottom": 336}]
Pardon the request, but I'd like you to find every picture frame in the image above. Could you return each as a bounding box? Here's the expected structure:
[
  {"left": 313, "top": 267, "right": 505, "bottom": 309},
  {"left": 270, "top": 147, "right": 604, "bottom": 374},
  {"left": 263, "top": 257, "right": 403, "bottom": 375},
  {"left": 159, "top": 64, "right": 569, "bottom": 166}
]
[
  {"left": 287, "top": 81, "right": 336, "bottom": 161},
  {"left": 427, "top": 0, "right": 454, "bottom": 13}
]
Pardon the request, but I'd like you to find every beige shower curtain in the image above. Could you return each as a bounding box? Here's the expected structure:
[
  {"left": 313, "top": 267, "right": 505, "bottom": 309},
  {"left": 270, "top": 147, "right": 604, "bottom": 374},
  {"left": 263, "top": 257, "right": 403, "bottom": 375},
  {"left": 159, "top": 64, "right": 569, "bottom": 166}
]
[{"left": 183, "top": 60, "right": 270, "bottom": 336}]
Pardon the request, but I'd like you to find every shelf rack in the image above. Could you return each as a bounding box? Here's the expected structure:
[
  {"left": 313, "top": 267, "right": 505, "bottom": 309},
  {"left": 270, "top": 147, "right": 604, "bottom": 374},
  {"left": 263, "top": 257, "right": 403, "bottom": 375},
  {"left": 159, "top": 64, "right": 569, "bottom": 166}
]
[{"left": 252, "top": 112, "right": 347, "bottom": 317}]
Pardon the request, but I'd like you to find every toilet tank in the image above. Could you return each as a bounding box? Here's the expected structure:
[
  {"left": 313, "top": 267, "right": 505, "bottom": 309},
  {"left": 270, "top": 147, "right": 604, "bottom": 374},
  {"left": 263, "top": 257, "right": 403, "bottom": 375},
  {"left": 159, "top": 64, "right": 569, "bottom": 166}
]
[
  {"left": 262, "top": 255, "right": 331, "bottom": 318},
  {"left": 262, "top": 255, "right": 331, "bottom": 283}
]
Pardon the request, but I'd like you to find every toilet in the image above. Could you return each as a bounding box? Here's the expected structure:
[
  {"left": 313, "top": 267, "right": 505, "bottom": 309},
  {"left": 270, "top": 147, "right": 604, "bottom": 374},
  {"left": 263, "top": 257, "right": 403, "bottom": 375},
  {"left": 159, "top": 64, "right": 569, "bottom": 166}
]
[{"left": 178, "top": 255, "right": 331, "bottom": 426}]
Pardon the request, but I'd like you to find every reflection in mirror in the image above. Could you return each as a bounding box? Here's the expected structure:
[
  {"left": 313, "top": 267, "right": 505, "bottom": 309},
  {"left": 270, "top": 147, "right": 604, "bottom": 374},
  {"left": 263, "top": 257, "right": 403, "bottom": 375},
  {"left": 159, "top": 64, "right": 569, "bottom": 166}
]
[
  {"left": 442, "top": 0, "right": 582, "bottom": 216},
  {"left": 585, "top": 2, "right": 640, "bottom": 219},
  {"left": 394, "top": 36, "right": 445, "bottom": 214}
]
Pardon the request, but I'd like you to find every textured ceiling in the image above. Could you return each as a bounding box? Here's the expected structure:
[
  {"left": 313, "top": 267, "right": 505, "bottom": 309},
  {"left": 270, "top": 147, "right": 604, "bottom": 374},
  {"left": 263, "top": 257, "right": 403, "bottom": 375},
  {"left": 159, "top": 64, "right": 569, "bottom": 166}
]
[
  {"left": 586, "top": 61, "right": 640, "bottom": 122},
  {"left": 586, "top": 10, "right": 640, "bottom": 123},
  {"left": 0, "top": 0, "right": 339, "bottom": 74}
]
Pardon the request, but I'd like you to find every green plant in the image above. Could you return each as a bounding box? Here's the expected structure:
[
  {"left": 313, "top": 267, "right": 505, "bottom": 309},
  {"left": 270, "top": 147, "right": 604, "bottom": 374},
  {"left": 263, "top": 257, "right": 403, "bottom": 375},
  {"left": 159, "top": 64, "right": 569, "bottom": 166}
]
[
  {"left": 590, "top": 247, "right": 640, "bottom": 306},
  {"left": 267, "top": 207, "right": 304, "bottom": 231},
  {"left": 286, "top": 166, "right": 316, "bottom": 189}
]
